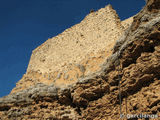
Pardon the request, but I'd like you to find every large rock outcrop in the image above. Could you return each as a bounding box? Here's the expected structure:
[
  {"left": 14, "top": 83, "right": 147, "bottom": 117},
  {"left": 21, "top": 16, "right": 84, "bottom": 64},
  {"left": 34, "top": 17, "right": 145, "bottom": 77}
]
[
  {"left": 0, "top": 0, "right": 160, "bottom": 119},
  {"left": 11, "top": 5, "right": 133, "bottom": 94}
]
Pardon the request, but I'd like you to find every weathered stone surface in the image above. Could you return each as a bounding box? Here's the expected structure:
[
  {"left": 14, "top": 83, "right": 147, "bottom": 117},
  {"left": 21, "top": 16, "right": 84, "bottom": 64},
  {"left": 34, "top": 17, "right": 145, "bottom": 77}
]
[
  {"left": 0, "top": 0, "right": 160, "bottom": 119},
  {"left": 11, "top": 4, "right": 133, "bottom": 94}
]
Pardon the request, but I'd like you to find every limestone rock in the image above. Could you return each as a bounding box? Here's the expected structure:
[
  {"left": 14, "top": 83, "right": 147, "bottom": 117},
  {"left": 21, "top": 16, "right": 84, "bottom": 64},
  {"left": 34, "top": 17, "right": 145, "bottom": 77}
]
[
  {"left": 11, "top": 4, "right": 132, "bottom": 94},
  {"left": 0, "top": 0, "right": 160, "bottom": 119}
]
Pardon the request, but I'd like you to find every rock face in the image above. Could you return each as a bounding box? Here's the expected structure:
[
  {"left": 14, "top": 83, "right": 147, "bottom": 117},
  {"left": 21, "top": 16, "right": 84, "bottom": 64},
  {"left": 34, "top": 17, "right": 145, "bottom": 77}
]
[
  {"left": 11, "top": 5, "right": 133, "bottom": 94},
  {"left": 0, "top": 0, "right": 160, "bottom": 119}
]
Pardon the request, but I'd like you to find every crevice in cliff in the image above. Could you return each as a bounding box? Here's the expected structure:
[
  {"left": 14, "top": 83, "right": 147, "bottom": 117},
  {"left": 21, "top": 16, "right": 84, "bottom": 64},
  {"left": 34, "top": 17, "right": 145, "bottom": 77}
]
[
  {"left": 75, "top": 107, "right": 82, "bottom": 116},
  {"left": 0, "top": 106, "right": 11, "bottom": 111},
  {"left": 124, "top": 78, "right": 154, "bottom": 97},
  {"left": 116, "top": 76, "right": 160, "bottom": 108},
  {"left": 39, "top": 104, "right": 48, "bottom": 109},
  {"left": 121, "top": 40, "right": 159, "bottom": 68},
  {"left": 149, "top": 100, "right": 160, "bottom": 109}
]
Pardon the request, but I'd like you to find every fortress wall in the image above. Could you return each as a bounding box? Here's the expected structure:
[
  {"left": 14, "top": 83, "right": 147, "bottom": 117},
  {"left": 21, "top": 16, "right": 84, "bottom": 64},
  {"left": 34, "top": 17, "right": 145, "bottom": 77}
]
[
  {"left": 27, "top": 5, "right": 124, "bottom": 74},
  {"left": 11, "top": 5, "right": 133, "bottom": 93}
]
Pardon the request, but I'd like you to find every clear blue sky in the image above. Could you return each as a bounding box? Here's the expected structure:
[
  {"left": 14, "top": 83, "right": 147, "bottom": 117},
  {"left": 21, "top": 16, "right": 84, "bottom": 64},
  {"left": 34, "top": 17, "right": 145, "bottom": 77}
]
[{"left": 0, "top": 0, "right": 145, "bottom": 97}]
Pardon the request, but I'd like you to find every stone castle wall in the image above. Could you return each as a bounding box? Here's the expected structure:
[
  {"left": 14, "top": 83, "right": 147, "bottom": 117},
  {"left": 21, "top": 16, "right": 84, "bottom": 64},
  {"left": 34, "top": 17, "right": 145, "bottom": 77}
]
[{"left": 11, "top": 5, "right": 133, "bottom": 93}]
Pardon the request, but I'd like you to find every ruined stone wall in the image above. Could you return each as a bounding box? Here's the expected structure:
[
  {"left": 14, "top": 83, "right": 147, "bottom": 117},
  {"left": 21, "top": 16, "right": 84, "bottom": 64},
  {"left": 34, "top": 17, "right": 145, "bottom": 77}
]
[
  {"left": 11, "top": 5, "right": 133, "bottom": 93},
  {"left": 27, "top": 5, "right": 123, "bottom": 73},
  {"left": 1, "top": 1, "right": 160, "bottom": 120}
]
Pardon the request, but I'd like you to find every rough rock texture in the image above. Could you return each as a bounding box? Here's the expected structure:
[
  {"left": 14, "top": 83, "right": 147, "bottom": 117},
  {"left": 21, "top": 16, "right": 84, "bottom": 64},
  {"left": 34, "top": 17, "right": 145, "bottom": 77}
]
[
  {"left": 11, "top": 5, "right": 133, "bottom": 94},
  {"left": 0, "top": 0, "right": 160, "bottom": 119},
  {"left": 27, "top": 5, "right": 123, "bottom": 74}
]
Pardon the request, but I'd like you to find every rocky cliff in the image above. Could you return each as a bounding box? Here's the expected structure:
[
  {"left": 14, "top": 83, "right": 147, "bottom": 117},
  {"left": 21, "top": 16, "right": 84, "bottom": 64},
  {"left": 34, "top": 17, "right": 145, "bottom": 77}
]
[
  {"left": 0, "top": 0, "right": 160, "bottom": 119},
  {"left": 11, "top": 5, "right": 132, "bottom": 94}
]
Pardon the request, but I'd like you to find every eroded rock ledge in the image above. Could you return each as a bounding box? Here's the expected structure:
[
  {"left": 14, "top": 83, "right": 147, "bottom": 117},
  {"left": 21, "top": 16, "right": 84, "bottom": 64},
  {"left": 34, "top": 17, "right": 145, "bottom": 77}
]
[{"left": 0, "top": 0, "right": 160, "bottom": 119}]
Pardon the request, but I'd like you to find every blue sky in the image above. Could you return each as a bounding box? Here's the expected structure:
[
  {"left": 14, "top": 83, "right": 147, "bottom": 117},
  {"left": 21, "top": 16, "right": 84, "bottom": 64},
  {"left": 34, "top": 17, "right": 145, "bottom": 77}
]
[{"left": 0, "top": 0, "right": 145, "bottom": 97}]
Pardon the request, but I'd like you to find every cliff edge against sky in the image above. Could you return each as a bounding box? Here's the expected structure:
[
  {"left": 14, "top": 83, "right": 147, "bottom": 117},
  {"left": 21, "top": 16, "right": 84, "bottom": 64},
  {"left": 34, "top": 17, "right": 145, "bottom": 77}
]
[
  {"left": 0, "top": 0, "right": 160, "bottom": 119},
  {"left": 11, "top": 5, "right": 132, "bottom": 93}
]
